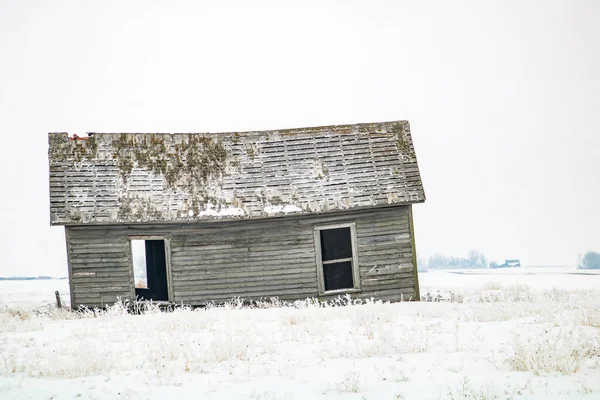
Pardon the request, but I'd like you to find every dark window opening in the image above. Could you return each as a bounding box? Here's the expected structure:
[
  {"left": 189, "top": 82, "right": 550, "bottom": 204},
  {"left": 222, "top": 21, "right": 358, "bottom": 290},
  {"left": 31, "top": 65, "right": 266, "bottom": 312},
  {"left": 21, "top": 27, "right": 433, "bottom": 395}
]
[
  {"left": 319, "top": 227, "right": 356, "bottom": 291},
  {"left": 323, "top": 261, "right": 354, "bottom": 291},
  {"left": 131, "top": 239, "right": 169, "bottom": 301},
  {"left": 320, "top": 227, "right": 353, "bottom": 261}
]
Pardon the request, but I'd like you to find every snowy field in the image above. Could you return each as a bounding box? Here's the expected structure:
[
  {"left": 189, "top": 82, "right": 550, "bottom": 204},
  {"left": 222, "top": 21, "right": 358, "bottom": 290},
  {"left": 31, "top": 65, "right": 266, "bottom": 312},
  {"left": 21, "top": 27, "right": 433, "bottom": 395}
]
[{"left": 0, "top": 268, "right": 599, "bottom": 399}]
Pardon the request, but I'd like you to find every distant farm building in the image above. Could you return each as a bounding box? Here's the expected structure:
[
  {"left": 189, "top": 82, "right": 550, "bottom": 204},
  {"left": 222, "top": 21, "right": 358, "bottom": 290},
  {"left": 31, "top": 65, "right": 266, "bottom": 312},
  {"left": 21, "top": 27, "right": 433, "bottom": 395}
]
[{"left": 48, "top": 120, "right": 426, "bottom": 308}]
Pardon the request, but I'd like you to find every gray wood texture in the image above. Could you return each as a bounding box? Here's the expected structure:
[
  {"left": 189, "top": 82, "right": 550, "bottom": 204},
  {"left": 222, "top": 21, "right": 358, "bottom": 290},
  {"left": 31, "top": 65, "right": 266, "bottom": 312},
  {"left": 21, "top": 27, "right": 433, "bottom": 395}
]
[
  {"left": 49, "top": 121, "right": 425, "bottom": 226},
  {"left": 65, "top": 206, "right": 418, "bottom": 308}
]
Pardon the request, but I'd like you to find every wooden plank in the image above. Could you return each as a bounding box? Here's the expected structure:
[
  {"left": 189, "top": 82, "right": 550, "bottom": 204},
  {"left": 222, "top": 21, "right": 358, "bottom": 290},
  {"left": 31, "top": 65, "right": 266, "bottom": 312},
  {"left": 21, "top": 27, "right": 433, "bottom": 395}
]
[
  {"left": 70, "top": 256, "right": 130, "bottom": 263},
  {"left": 72, "top": 263, "right": 129, "bottom": 270},
  {"left": 361, "top": 275, "right": 415, "bottom": 286},
  {"left": 360, "top": 265, "right": 414, "bottom": 276},
  {"left": 358, "top": 243, "right": 413, "bottom": 253},
  {"left": 71, "top": 277, "right": 132, "bottom": 285},
  {"left": 357, "top": 249, "right": 409, "bottom": 258},
  {"left": 172, "top": 266, "right": 316, "bottom": 278},
  {"left": 172, "top": 276, "right": 317, "bottom": 288},
  {"left": 73, "top": 286, "right": 132, "bottom": 293},
  {"left": 171, "top": 249, "right": 315, "bottom": 261},
  {"left": 173, "top": 286, "right": 318, "bottom": 299},
  {"left": 65, "top": 227, "right": 75, "bottom": 309},
  {"left": 356, "top": 227, "right": 410, "bottom": 237},
  {"left": 67, "top": 241, "right": 127, "bottom": 249},
  {"left": 71, "top": 246, "right": 128, "bottom": 254},
  {"left": 408, "top": 205, "right": 421, "bottom": 300},
  {"left": 361, "top": 280, "right": 416, "bottom": 291},
  {"left": 172, "top": 228, "right": 311, "bottom": 241},
  {"left": 175, "top": 260, "right": 316, "bottom": 270},
  {"left": 173, "top": 277, "right": 317, "bottom": 291},
  {"left": 171, "top": 251, "right": 315, "bottom": 263},
  {"left": 72, "top": 295, "right": 101, "bottom": 303},
  {"left": 171, "top": 242, "right": 314, "bottom": 255},
  {"left": 93, "top": 270, "right": 132, "bottom": 278},
  {"left": 357, "top": 233, "right": 410, "bottom": 246},
  {"left": 171, "top": 256, "right": 316, "bottom": 268}
]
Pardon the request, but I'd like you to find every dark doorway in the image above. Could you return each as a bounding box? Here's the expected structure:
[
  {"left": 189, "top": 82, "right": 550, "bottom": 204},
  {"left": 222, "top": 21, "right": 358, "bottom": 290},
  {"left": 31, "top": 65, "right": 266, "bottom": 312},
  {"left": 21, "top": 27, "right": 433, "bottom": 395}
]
[{"left": 131, "top": 239, "right": 169, "bottom": 301}]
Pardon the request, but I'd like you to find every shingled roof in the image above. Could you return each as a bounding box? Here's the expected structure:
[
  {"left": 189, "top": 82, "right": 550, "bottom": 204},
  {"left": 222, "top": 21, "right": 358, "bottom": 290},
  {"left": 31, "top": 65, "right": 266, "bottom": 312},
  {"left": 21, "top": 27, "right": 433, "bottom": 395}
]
[{"left": 48, "top": 120, "right": 425, "bottom": 225}]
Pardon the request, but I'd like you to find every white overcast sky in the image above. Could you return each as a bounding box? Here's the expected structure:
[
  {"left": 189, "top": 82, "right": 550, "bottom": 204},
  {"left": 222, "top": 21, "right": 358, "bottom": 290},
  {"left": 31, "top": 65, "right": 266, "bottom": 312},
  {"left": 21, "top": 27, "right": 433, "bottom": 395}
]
[{"left": 0, "top": 0, "right": 598, "bottom": 276}]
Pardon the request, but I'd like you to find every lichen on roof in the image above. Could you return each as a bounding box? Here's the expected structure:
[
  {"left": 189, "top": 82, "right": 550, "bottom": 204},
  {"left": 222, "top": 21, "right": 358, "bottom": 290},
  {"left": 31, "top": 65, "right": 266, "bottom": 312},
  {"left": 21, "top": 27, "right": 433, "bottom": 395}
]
[
  {"left": 48, "top": 133, "right": 99, "bottom": 162},
  {"left": 48, "top": 120, "right": 425, "bottom": 225},
  {"left": 111, "top": 134, "right": 227, "bottom": 187}
]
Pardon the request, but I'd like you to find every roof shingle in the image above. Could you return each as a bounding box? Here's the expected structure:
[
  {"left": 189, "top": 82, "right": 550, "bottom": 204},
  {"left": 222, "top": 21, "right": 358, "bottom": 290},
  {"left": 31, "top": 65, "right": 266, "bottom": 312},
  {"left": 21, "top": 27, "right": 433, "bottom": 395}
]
[{"left": 48, "top": 120, "right": 425, "bottom": 225}]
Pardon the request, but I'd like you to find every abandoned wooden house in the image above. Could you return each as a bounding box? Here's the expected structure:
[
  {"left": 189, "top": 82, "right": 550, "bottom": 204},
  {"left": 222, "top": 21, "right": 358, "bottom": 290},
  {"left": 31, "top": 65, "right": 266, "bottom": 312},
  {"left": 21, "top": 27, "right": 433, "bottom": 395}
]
[{"left": 48, "top": 120, "right": 426, "bottom": 308}]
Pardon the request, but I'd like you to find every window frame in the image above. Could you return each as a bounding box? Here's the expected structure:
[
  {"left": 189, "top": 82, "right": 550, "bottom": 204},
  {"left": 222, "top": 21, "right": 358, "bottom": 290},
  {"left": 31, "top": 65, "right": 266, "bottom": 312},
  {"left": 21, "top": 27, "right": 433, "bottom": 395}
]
[
  {"left": 127, "top": 235, "right": 173, "bottom": 303},
  {"left": 314, "top": 222, "right": 361, "bottom": 295}
]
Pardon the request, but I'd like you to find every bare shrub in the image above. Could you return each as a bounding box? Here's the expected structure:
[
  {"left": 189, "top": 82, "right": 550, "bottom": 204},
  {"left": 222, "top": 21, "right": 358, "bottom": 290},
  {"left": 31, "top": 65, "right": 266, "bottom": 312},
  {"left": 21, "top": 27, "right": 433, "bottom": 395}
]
[
  {"left": 447, "top": 377, "right": 503, "bottom": 400},
  {"left": 337, "top": 370, "right": 361, "bottom": 393},
  {"left": 507, "top": 324, "right": 598, "bottom": 375}
]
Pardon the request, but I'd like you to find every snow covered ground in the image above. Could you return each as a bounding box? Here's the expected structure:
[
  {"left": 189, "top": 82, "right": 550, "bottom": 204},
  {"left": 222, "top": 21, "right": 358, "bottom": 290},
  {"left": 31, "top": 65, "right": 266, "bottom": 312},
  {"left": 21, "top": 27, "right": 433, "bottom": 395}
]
[
  {"left": 0, "top": 279, "right": 70, "bottom": 310},
  {"left": 0, "top": 268, "right": 599, "bottom": 399}
]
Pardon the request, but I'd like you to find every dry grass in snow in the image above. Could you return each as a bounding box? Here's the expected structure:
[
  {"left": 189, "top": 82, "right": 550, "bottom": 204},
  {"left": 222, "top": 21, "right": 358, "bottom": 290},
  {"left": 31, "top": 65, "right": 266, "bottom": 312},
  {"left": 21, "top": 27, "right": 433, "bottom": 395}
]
[{"left": 0, "top": 272, "right": 599, "bottom": 399}]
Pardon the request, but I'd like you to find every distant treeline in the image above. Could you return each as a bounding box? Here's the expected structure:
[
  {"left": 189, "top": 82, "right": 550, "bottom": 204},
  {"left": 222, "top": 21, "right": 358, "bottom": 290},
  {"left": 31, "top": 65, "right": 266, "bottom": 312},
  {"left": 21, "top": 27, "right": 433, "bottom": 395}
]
[
  {"left": 0, "top": 276, "right": 64, "bottom": 281},
  {"left": 419, "top": 249, "right": 489, "bottom": 269},
  {"left": 578, "top": 251, "right": 600, "bottom": 269}
]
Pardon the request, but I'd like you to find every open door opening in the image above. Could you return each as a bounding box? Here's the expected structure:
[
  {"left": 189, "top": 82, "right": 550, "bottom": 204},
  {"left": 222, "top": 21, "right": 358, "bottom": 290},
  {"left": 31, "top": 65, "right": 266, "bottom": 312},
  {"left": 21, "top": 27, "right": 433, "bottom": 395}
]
[{"left": 131, "top": 239, "right": 169, "bottom": 301}]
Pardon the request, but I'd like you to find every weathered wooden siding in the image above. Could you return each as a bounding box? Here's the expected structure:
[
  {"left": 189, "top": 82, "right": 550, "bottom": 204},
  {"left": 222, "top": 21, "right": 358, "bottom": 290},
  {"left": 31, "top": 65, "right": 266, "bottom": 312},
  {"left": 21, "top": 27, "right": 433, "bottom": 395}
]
[
  {"left": 66, "top": 227, "right": 134, "bottom": 307},
  {"left": 169, "top": 216, "right": 318, "bottom": 302},
  {"left": 66, "top": 206, "right": 417, "bottom": 308}
]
